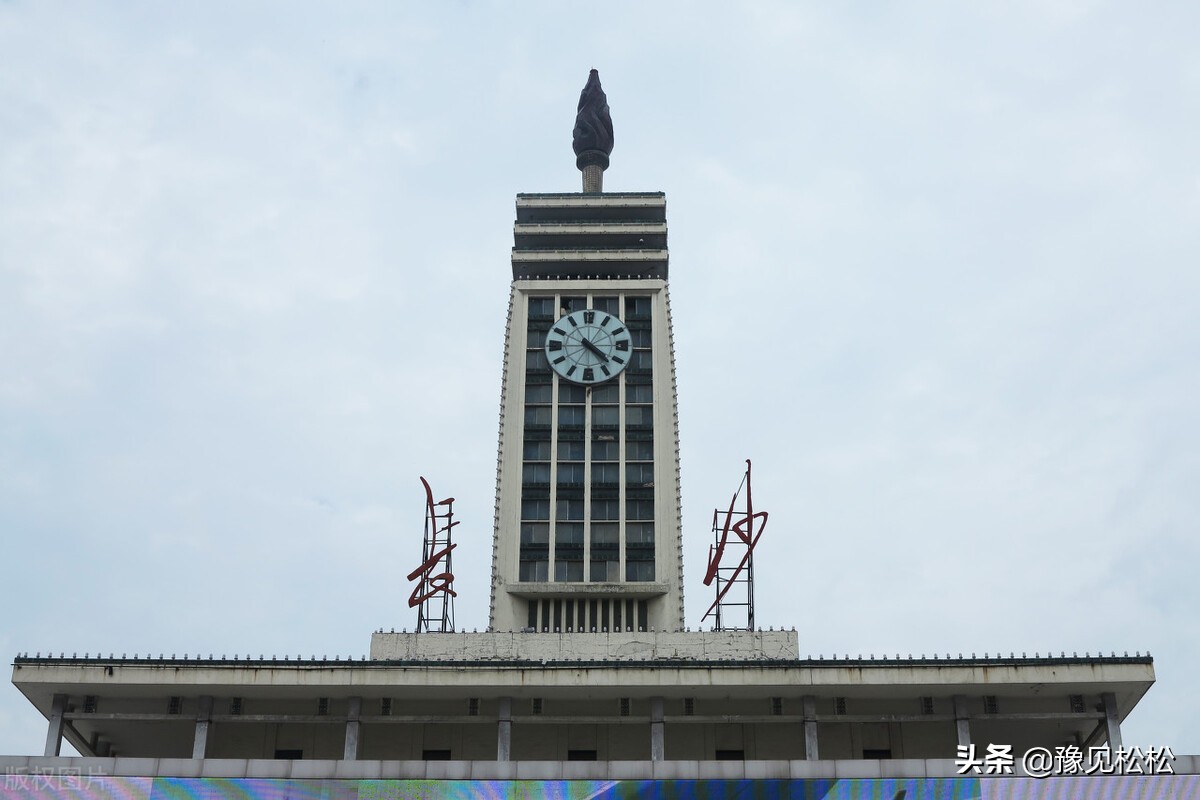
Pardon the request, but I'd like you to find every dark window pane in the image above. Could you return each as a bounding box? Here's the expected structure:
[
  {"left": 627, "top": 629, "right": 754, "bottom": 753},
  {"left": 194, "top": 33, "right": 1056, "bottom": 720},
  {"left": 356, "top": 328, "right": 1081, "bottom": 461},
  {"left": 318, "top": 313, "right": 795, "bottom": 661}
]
[
  {"left": 560, "top": 384, "right": 587, "bottom": 403},
  {"left": 524, "top": 440, "right": 552, "bottom": 460},
  {"left": 593, "top": 499, "right": 621, "bottom": 521},
  {"left": 556, "top": 522, "right": 584, "bottom": 546},
  {"left": 558, "top": 406, "right": 585, "bottom": 426},
  {"left": 521, "top": 523, "right": 549, "bottom": 544},
  {"left": 524, "top": 406, "right": 552, "bottom": 426},
  {"left": 592, "top": 463, "right": 619, "bottom": 485},
  {"left": 625, "top": 406, "right": 652, "bottom": 427},
  {"left": 557, "top": 499, "right": 584, "bottom": 521},
  {"left": 627, "top": 499, "right": 654, "bottom": 520},
  {"left": 557, "top": 463, "right": 584, "bottom": 485},
  {"left": 528, "top": 297, "right": 555, "bottom": 319},
  {"left": 591, "top": 523, "right": 619, "bottom": 545},
  {"left": 626, "top": 561, "right": 655, "bottom": 582},
  {"left": 593, "top": 406, "right": 619, "bottom": 427},
  {"left": 591, "top": 560, "right": 619, "bottom": 582},
  {"left": 521, "top": 499, "right": 550, "bottom": 520},
  {"left": 519, "top": 560, "right": 548, "bottom": 582},
  {"left": 555, "top": 560, "right": 584, "bottom": 582},
  {"left": 627, "top": 384, "right": 653, "bottom": 404},
  {"left": 558, "top": 440, "right": 585, "bottom": 460},
  {"left": 592, "top": 384, "right": 619, "bottom": 404},
  {"left": 526, "top": 384, "right": 552, "bottom": 403},
  {"left": 627, "top": 463, "right": 654, "bottom": 485},
  {"left": 626, "top": 440, "right": 654, "bottom": 460},
  {"left": 625, "top": 296, "right": 651, "bottom": 318},
  {"left": 627, "top": 523, "right": 654, "bottom": 543},
  {"left": 592, "top": 440, "right": 620, "bottom": 461},
  {"left": 592, "top": 296, "right": 619, "bottom": 315},
  {"left": 522, "top": 463, "right": 550, "bottom": 484}
]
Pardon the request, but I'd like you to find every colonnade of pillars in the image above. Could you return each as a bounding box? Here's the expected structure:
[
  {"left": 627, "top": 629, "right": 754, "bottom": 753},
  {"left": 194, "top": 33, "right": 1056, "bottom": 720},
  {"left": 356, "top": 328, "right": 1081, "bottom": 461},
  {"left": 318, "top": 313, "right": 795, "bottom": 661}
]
[{"left": 42, "top": 692, "right": 1124, "bottom": 760}]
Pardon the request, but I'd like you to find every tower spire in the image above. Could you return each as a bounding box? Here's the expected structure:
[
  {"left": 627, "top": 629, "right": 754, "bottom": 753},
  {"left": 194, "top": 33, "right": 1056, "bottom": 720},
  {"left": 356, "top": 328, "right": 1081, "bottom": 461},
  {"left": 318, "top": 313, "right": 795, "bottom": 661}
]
[{"left": 572, "top": 69, "right": 614, "bottom": 193}]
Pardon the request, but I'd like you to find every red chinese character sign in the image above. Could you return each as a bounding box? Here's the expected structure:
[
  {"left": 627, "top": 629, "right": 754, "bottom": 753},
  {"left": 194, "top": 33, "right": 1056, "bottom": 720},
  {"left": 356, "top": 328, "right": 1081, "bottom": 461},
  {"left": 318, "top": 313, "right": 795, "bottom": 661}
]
[
  {"left": 407, "top": 476, "right": 458, "bottom": 633},
  {"left": 702, "top": 459, "right": 768, "bottom": 631}
]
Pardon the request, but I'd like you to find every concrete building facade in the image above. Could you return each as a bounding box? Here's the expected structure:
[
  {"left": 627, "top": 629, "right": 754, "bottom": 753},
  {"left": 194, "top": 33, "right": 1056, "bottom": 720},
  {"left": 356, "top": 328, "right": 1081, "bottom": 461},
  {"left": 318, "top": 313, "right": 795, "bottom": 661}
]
[
  {"left": 490, "top": 192, "right": 684, "bottom": 634},
  {"left": 11, "top": 635, "right": 1154, "bottom": 766}
]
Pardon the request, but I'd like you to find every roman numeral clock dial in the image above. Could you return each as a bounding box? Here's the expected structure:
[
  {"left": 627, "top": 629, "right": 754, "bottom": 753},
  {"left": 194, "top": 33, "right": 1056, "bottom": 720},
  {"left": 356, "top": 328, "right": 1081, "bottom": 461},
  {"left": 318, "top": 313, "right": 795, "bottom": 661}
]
[{"left": 543, "top": 308, "right": 633, "bottom": 385}]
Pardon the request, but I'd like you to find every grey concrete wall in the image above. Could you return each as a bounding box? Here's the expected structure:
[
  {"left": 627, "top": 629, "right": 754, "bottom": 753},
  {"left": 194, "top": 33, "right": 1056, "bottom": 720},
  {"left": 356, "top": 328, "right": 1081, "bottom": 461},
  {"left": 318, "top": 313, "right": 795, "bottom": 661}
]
[{"left": 369, "top": 629, "right": 800, "bottom": 662}]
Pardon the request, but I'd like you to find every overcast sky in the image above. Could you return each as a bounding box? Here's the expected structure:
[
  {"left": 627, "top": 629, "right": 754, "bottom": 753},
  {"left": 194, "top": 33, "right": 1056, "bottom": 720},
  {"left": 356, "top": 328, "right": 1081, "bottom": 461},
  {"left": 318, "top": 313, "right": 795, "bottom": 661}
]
[{"left": 2, "top": 2, "right": 1198, "bottom": 757}]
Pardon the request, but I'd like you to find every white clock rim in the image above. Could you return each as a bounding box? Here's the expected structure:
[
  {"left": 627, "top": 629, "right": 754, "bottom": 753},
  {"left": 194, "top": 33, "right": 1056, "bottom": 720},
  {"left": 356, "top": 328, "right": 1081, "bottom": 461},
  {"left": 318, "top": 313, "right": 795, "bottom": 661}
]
[{"left": 543, "top": 308, "right": 631, "bottom": 385}]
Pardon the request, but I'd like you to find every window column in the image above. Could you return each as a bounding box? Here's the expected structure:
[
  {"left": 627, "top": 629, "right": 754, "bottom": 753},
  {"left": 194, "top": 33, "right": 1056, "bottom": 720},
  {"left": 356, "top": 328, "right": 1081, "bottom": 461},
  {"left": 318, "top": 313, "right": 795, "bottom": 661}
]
[
  {"left": 591, "top": 381, "right": 620, "bottom": 585},
  {"left": 624, "top": 295, "right": 654, "bottom": 585},
  {"left": 555, "top": 383, "right": 586, "bottom": 585},
  {"left": 520, "top": 297, "right": 554, "bottom": 584}
]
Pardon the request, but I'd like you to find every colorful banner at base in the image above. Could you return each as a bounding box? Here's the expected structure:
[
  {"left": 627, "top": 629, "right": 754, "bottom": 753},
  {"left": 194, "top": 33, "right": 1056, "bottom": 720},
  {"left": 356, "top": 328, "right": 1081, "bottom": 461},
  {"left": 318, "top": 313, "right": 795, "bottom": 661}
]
[{"left": 0, "top": 775, "right": 1197, "bottom": 799}]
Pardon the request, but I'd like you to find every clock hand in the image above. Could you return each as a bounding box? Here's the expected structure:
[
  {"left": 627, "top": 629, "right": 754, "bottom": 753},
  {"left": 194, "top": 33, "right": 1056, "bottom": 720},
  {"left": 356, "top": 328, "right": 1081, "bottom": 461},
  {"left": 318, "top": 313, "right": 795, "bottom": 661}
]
[{"left": 580, "top": 337, "right": 609, "bottom": 362}]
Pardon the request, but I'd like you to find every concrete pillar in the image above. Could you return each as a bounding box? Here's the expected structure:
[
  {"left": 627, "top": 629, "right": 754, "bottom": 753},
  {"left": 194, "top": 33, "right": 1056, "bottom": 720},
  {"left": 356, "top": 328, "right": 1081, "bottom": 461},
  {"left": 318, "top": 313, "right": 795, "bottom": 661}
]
[
  {"left": 1102, "top": 692, "right": 1123, "bottom": 749},
  {"left": 43, "top": 694, "right": 67, "bottom": 757},
  {"left": 650, "top": 696, "right": 665, "bottom": 761},
  {"left": 344, "top": 697, "right": 362, "bottom": 761},
  {"left": 497, "top": 697, "right": 512, "bottom": 762},
  {"left": 953, "top": 695, "right": 971, "bottom": 748},
  {"left": 802, "top": 696, "right": 820, "bottom": 760},
  {"left": 192, "top": 695, "right": 213, "bottom": 759}
]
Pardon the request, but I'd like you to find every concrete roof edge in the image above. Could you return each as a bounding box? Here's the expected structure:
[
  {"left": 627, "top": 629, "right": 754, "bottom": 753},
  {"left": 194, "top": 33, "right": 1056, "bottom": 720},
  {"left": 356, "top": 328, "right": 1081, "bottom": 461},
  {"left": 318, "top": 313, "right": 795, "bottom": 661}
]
[{"left": 12, "top": 655, "right": 1155, "bottom": 669}]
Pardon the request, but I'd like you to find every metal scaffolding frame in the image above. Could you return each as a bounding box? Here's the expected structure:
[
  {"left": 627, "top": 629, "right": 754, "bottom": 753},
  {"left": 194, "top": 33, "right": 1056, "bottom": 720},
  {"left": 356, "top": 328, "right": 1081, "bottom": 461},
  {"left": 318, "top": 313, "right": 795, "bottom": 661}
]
[
  {"left": 407, "top": 476, "right": 459, "bottom": 633},
  {"left": 701, "top": 459, "right": 768, "bottom": 632}
]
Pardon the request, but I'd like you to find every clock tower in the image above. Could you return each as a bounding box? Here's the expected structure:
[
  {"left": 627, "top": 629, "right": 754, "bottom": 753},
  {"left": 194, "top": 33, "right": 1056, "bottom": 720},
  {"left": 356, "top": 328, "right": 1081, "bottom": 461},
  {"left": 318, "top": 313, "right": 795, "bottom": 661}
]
[{"left": 489, "top": 70, "right": 684, "bottom": 633}]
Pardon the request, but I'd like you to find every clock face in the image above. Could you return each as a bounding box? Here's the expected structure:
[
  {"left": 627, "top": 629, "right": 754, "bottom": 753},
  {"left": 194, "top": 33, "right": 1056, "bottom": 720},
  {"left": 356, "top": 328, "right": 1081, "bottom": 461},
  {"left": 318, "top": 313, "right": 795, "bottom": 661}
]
[{"left": 543, "top": 308, "right": 633, "bottom": 385}]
